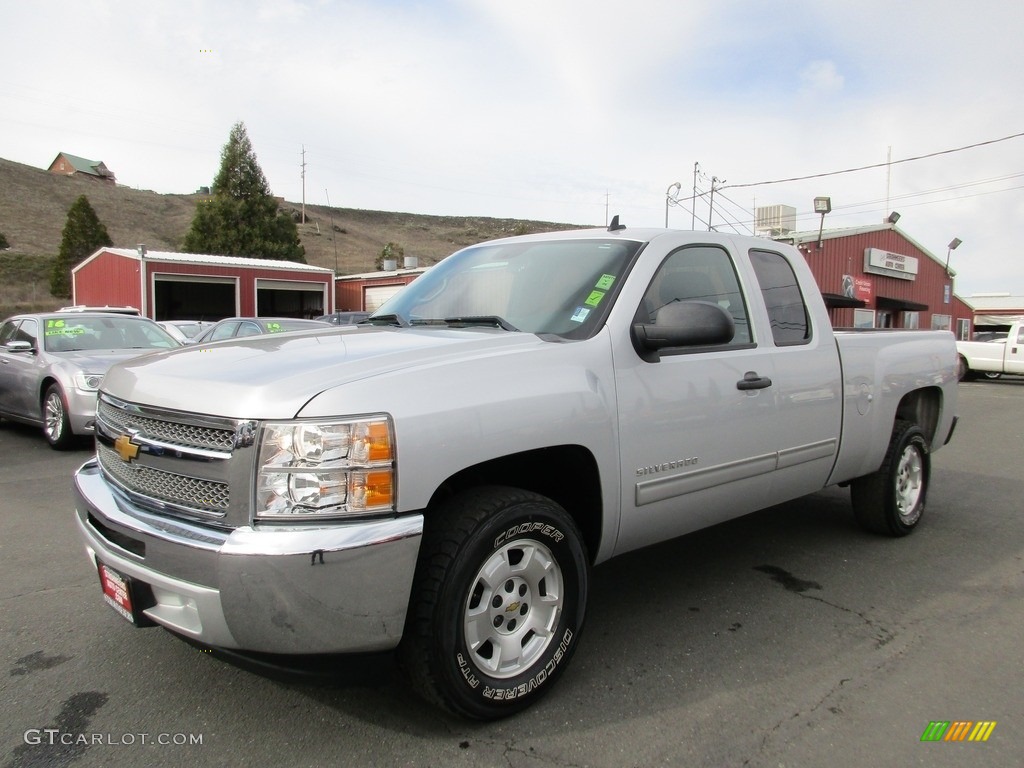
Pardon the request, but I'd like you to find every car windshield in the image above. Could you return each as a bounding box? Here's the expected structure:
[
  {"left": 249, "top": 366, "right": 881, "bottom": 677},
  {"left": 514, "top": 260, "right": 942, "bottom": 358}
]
[
  {"left": 42, "top": 316, "right": 179, "bottom": 352},
  {"left": 372, "top": 238, "right": 642, "bottom": 339}
]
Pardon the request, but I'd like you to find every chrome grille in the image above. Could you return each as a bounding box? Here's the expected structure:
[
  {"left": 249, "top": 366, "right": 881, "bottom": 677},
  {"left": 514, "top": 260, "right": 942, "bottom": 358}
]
[
  {"left": 98, "top": 442, "right": 230, "bottom": 517},
  {"left": 98, "top": 398, "right": 235, "bottom": 451}
]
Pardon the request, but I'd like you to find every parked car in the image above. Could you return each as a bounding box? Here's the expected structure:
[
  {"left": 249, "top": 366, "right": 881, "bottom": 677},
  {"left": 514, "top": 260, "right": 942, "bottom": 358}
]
[
  {"left": 158, "top": 320, "right": 214, "bottom": 344},
  {"left": 58, "top": 305, "right": 141, "bottom": 315},
  {"left": 187, "top": 317, "right": 332, "bottom": 344},
  {"left": 316, "top": 311, "right": 371, "bottom": 325},
  {"left": 0, "top": 312, "right": 180, "bottom": 448}
]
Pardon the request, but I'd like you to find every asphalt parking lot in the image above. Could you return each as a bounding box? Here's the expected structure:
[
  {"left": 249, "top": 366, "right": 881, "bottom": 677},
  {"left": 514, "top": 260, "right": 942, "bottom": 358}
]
[{"left": 1, "top": 380, "right": 1021, "bottom": 768}]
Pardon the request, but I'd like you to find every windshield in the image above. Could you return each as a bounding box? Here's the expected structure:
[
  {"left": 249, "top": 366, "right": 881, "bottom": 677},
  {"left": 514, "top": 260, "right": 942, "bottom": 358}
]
[
  {"left": 43, "top": 316, "right": 179, "bottom": 352},
  {"left": 373, "top": 238, "right": 642, "bottom": 338}
]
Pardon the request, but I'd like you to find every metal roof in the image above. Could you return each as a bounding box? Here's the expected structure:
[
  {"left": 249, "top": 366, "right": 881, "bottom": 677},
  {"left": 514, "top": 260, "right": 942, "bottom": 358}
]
[
  {"left": 962, "top": 293, "right": 1024, "bottom": 312},
  {"left": 778, "top": 223, "right": 944, "bottom": 268},
  {"left": 101, "top": 247, "right": 334, "bottom": 274},
  {"left": 53, "top": 152, "right": 109, "bottom": 177}
]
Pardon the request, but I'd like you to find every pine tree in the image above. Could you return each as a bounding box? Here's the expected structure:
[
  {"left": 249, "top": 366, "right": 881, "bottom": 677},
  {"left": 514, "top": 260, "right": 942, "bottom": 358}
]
[
  {"left": 50, "top": 195, "right": 113, "bottom": 298},
  {"left": 182, "top": 122, "right": 305, "bottom": 262}
]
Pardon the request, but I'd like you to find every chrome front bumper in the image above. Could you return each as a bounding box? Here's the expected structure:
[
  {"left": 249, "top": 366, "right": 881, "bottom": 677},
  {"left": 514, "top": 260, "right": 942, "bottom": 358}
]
[{"left": 74, "top": 458, "right": 423, "bottom": 654}]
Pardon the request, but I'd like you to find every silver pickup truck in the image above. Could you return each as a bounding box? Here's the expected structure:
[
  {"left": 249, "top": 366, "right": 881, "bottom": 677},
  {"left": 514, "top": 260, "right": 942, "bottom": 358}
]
[{"left": 73, "top": 225, "right": 959, "bottom": 719}]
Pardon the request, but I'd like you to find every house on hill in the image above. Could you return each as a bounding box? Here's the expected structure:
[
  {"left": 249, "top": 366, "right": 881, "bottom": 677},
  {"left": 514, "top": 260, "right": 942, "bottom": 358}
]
[{"left": 48, "top": 152, "right": 116, "bottom": 184}]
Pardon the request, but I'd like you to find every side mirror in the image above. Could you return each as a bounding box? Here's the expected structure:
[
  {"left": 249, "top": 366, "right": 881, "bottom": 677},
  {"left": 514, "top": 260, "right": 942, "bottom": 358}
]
[
  {"left": 632, "top": 301, "right": 735, "bottom": 361},
  {"left": 4, "top": 340, "right": 34, "bottom": 354}
]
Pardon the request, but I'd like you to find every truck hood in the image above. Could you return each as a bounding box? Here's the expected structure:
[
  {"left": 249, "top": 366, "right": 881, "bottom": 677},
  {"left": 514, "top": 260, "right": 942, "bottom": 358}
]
[
  {"left": 59, "top": 348, "right": 166, "bottom": 373},
  {"left": 100, "top": 326, "right": 549, "bottom": 419}
]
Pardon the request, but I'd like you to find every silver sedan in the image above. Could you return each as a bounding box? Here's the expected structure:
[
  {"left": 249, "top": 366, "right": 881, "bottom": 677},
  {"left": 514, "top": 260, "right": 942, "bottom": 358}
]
[{"left": 0, "top": 312, "right": 180, "bottom": 449}]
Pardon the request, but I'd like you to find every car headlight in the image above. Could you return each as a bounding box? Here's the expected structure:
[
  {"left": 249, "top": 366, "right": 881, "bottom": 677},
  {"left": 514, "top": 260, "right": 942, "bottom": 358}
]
[
  {"left": 255, "top": 416, "right": 395, "bottom": 521},
  {"left": 74, "top": 372, "right": 104, "bottom": 392}
]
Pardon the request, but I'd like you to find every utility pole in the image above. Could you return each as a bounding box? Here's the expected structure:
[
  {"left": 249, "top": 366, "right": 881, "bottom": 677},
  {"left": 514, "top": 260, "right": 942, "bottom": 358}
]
[
  {"left": 708, "top": 176, "right": 724, "bottom": 231},
  {"left": 691, "top": 161, "right": 699, "bottom": 230},
  {"left": 325, "top": 189, "right": 339, "bottom": 275},
  {"left": 300, "top": 145, "right": 307, "bottom": 224}
]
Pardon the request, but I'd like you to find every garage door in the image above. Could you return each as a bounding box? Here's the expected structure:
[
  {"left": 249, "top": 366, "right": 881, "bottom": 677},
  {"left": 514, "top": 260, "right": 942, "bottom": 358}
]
[
  {"left": 365, "top": 285, "right": 404, "bottom": 312},
  {"left": 154, "top": 275, "right": 237, "bottom": 320},
  {"left": 256, "top": 279, "right": 327, "bottom": 317}
]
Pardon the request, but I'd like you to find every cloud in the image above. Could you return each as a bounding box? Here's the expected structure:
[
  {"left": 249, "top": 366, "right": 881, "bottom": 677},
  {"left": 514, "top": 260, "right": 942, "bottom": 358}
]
[
  {"left": 2, "top": 0, "right": 1024, "bottom": 295},
  {"left": 799, "top": 60, "right": 845, "bottom": 96}
]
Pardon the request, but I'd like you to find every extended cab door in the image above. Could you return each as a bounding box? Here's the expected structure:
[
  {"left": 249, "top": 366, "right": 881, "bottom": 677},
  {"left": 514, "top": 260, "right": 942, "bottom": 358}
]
[{"left": 610, "top": 240, "right": 841, "bottom": 556}]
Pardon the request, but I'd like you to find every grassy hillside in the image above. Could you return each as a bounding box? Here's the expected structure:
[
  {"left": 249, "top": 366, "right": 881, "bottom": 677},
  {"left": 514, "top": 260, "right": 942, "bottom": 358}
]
[{"left": 0, "top": 156, "right": 578, "bottom": 317}]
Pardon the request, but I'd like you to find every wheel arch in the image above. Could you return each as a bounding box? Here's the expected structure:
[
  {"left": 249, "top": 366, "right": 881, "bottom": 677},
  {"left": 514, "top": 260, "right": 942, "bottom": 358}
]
[
  {"left": 426, "top": 445, "right": 603, "bottom": 564},
  {"left": 38, "top": 375, "right": 62, "bottom": 412},
  {"left": 894, "top": 387, "right": 942, "bottom": 445}
]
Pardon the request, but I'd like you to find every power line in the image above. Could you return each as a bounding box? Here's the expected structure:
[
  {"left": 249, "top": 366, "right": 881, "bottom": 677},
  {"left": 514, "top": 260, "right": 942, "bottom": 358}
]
[{"left": 721, "top": 131, "right": 1024, "bottom": 190}]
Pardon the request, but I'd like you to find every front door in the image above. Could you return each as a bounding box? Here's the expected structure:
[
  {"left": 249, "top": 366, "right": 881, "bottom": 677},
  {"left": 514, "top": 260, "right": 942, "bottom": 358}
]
[{"left": 612, "top": 242, "right": 781, "bottom": 555}]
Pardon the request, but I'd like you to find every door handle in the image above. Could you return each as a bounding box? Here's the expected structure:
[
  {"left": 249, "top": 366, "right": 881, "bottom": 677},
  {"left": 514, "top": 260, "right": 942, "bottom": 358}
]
[{"left": 737, "top": 371, "right": 772, "bottom": 390}]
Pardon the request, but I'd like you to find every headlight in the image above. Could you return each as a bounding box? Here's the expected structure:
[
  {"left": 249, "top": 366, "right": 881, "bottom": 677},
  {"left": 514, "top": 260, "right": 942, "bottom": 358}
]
[
  {"left": 255, "top": 416, "right": 395, "bottom": 522},
  {"left": 74, "top": 372, "right": 104, "bottom": 392}
]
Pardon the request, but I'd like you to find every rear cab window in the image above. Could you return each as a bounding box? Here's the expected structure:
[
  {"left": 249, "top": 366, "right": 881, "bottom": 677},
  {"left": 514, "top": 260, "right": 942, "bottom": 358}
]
[{"left": 749, "top": 249, "right": 811, "bottom": 345}]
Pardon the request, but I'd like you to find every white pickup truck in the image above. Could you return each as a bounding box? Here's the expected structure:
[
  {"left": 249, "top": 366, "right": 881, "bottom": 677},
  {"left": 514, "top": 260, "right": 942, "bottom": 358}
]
[
  {"left": 73, "top": 225, "right": 959, "bottom": 719},
  {"left": 956, "top": 320, "right": 1024, "bottom": 379}
]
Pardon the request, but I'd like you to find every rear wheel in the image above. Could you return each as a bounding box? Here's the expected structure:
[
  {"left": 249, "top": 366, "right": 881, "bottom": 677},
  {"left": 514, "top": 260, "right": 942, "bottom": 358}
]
[
  {"left": 399, "top": 486, "right": 589, "bottom": 720},
  {"left": 43, "top": 384, "right": 75, "bottom": 450},
  {"left": 851, "top": 420, "right": 929, "bottom": 536},
  {"left": 982, "top": 371, "right": 1003, "bottom": 380}
]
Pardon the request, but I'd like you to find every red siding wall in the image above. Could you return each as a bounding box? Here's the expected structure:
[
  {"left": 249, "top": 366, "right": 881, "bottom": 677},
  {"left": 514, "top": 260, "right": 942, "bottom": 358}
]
[
  {"left": 73, "top": 251, "right": 142, "bottom": 308},
  {"left": 145, "top": 261, "right": 332, "bottom": 317},
  {"left": 73, "top": 250, "right": 333, "bottom": 318},
  {"left": 335, "top": 274, "right": 420, "bottom": 311},
  {"left": 794, "top": 230, "right": 968, "bottom": 330}
]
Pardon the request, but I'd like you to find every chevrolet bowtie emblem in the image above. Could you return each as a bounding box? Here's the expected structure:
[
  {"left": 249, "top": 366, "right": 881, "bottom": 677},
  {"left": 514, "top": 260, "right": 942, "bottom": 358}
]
[{"left": 114, "top": 434, "right": 140, "bottom": 462}]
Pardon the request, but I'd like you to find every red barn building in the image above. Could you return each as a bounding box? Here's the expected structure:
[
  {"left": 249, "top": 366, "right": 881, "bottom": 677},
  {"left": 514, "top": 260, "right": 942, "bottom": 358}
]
[
  {"left": 776, "top": 222, "right": 974, "bottom": 338},
  {"left": 71, "top": 247, "right": 335, "bottom": 320}
]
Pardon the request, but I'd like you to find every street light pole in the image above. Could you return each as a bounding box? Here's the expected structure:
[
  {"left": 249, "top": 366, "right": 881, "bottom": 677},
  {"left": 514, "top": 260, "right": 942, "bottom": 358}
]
[
  {"left": 665, "top": 181, "right": 681, "bottom": 228},
  {"left": 945, "top": 237, "right": 962, "bottom": 275}
]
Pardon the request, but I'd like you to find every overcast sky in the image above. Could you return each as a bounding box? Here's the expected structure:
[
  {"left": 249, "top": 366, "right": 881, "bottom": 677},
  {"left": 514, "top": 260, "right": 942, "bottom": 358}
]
[{"left": 3, "top": 0, "right": 1023, "bottom": 298}]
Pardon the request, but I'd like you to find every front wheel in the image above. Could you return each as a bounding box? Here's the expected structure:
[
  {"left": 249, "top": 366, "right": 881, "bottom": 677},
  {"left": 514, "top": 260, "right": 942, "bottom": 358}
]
[
  {"left": 850, "top": 420, "right": 930, "bottom": 536},
  {"left": 399, "top": 486, "right": 589, "bottom": 720},
  {"left": 982, "top": 371, "right": 1003, "bottom": 380},
  {"left": 43, "top": 384, "right": 75, "bottom": 450}
]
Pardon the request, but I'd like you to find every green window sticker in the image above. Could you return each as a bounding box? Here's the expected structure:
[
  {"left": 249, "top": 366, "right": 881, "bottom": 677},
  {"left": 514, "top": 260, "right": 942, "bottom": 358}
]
[
  {"left": 595, "top": 274, "right": 616, "bottom": 290},
  {"left": 266, "top": 323, "right": 282, "bottom": 332},
  {"left": 584, "top": 290, "right": 605, "bottom": 307}
]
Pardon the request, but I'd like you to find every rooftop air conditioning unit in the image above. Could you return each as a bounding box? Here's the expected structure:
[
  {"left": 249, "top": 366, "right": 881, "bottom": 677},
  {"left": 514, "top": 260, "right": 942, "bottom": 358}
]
[{"left": 755, "top": 204, "right": 797, "bottom": 237}]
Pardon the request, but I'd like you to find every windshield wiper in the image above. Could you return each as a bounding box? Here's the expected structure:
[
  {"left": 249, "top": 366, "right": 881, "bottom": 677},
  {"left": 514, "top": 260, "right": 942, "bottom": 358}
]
[
  {"left": 362, "top": 313, "right": 409, "bottom": 327},
  {"left": 441, "top": 316, "right": 520, "bottom": 332}
]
